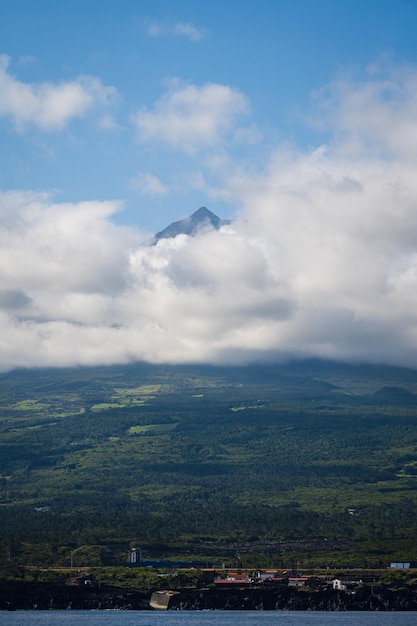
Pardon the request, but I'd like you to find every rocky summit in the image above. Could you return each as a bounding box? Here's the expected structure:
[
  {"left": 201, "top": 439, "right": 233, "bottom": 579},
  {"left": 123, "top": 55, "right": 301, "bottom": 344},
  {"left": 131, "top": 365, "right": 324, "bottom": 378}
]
[{"left": 153, "top": 206, "right": 228, "bottom": 243}]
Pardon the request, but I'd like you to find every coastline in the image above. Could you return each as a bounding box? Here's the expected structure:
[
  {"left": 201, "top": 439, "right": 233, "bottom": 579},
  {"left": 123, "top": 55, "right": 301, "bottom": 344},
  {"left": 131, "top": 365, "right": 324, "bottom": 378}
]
[{"left": 1, "top": 581, "right": 417, "bottom": 611}]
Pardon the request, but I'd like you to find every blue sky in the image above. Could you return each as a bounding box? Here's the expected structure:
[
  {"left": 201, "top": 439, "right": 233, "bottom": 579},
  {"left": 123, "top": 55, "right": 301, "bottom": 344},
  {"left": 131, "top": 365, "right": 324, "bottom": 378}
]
[
  {"left": 2, "top": 1, "right": 417, "bottom": 370},
  {"left": 2, "top": 0, "right": 417, "bottom": 230}
]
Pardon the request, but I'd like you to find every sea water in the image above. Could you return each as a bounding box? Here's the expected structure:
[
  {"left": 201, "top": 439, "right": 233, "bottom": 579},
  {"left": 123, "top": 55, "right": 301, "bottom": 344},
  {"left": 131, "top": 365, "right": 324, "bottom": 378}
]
[{"left": 1, "top": 612, "right": 417, "bottom": 626}]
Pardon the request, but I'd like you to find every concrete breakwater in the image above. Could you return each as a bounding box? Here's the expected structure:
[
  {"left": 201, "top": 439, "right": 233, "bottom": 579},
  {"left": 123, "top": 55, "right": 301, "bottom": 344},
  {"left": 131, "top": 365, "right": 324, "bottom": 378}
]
[{"left": 1, "top": 581, "right": 417, "bottom": 611}]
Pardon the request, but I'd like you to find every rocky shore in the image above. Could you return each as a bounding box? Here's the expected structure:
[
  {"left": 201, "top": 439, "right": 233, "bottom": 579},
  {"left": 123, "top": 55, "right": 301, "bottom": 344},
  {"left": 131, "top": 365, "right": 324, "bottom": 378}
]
[
  {"left": 0, "top": 580, "right": 151, "bottom": 611},
  {"left": 1, "top": 580, "right": 417, "bottom": 611},
  {"left": 168, "top": 586, "right": 417, "bottom": 611}
]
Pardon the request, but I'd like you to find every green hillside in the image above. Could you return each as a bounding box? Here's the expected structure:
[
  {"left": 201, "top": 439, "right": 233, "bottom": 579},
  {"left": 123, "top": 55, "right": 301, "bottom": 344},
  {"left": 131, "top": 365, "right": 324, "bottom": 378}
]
[{"left": 1, "top": 360, "right": 417, "bottom": 569}]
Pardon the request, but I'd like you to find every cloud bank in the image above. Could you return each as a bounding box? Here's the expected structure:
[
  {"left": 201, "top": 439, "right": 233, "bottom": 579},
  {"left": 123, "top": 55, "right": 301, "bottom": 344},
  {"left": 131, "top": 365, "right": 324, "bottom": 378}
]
[{"left": 3, "top": 63, "right": 417, "bottom": 371}]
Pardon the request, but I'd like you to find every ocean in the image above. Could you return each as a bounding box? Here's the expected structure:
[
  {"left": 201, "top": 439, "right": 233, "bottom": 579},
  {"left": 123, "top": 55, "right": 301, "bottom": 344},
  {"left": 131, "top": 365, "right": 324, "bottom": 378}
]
[{"left": 1, "top": 612, "right": 417, "bottom": 626}]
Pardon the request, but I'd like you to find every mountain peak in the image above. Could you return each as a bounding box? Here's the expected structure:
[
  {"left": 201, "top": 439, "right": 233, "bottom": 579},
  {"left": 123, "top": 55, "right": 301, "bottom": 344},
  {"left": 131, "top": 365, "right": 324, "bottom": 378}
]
[
  {"left": 192, "top": 206, "right": 217, "bottom": 219},
  {"left": 153, "top": 207, "right": 228, "bottom": 243}
]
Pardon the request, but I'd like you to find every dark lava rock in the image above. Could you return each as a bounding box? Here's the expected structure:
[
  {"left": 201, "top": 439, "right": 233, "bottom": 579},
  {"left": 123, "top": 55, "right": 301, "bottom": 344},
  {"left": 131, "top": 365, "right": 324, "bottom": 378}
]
[
  {"left": 0, "top": 580, "right": 151, "bottom": 611},
  {"left": 2, "top": 581, "right": 417, "bottom": 611},
  {"left": 169, "top": 586, "right": 417, "bottom": 611}
]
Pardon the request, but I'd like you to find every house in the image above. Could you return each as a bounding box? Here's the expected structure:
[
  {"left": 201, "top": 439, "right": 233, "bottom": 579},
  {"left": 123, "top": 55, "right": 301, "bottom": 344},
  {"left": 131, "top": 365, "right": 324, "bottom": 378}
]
[
  {"left": 332, "top": 579, "right": 347, "bottom": 591},
  {"left": 214, "top": 572, "right": 252, "bottom": 586},
  {"left": 256, "top": 570, "right": 287, "bottom": 585},
  {"left": 257, "top": 569, "right": 278, "bottom": 580}
]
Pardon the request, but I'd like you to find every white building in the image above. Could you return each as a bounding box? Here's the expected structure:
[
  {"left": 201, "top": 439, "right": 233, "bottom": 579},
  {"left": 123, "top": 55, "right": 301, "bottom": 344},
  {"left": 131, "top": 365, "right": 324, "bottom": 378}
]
[{"left": 332, "top": 579, "right": 347, "bottom": 591}]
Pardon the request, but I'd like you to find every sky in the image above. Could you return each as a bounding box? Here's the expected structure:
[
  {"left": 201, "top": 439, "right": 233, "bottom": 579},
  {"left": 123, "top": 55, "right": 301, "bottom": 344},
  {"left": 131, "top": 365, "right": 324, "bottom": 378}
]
[{"left": 2, "top": 0, "right": 417, "bottom": 371}]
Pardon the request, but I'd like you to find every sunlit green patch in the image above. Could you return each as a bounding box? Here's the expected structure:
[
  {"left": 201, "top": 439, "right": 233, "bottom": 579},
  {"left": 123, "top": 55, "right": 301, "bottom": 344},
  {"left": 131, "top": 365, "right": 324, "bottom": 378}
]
[
  {"left": 128, "top": 423, "right": 178, "bottom": 435},
  {"left": 114, "top": 384, "right": 161, "bottom": 396},
  {"left": 11, "top": 400, "right": 51, "bottom": 411},
  {"left": 230, "top": 405, "right": 263, "bottom": 412},
  {"left": 19, "top": 422, "right": 58, "bottom": 430},
  {"left": 54, "top": 408, "right": 86, "bottom": 417},
  {"left": 90, "top": 403, "right": 122, "bottom": 411}
]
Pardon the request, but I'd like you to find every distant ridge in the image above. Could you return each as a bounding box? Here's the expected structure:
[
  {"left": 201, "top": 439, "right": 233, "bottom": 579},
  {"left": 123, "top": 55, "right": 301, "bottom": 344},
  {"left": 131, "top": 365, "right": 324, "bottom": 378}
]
[
  {"left": 153, "top": 207, "right": 229, "bottom": 243},
  {"left": 372, "top": 385, "right": 417, "bottom": 404}
]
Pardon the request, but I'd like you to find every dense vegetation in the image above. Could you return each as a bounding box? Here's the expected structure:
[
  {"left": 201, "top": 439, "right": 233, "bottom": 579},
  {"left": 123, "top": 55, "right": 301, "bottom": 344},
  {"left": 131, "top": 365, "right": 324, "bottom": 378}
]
[{"left": 1, "top": 359, "right": 417, "bottom": 569}]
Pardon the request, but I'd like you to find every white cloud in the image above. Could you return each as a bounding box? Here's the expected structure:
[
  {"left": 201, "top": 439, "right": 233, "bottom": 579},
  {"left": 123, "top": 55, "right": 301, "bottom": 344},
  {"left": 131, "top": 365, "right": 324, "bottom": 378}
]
[
  {"left": 310, "top": 60, "right": 417, "bottom": 158},
  {"left": 174, "top": 22, "right": 207, "bottom": 42},
  {"left": 98, "top": 113, "right": 122, "bottom": 131},
  {"left": 146, "top": 20, "right": 164, "bottom": 37},
  {"left": 133, "top": 81, "right": 249, "bottom": 153},
  {"left": 3, "top": 63, "right": 417, "bottom": 371},
  {"left": 129, "top": 171, "right": 168, "bottom": 196},
  {"left": 222, "top": 65, "right": 417, "bottom": 366},
  {"left": 0, "top": 55, "right": 116, "bottom": 131},
  {"left": 146, "top": 20, "right": 207, "bottom": 41},
  {"left": 0, "top": 189, "right": 292, "bottom": 369},
  {"left": 0, "top": 190, "right": 135, "bottom": 296}
]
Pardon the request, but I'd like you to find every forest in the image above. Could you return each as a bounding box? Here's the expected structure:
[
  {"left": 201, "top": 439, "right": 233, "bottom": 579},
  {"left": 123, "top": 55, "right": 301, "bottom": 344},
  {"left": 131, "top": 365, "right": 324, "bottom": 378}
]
[{"left": 1, "top": 359, "right": 417, "bottom": 570}]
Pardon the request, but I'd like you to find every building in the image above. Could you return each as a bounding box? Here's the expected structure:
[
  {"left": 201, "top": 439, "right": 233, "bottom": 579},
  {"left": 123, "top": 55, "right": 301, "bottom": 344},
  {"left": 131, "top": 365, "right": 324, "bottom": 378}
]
[
  {"left": 125, "top": 546, "right": 192, "bottom": 569},
  {"left": 258, "top": 569, "right": 279, "bottom": 580},
  {"left": 127, "top": 547, "right": 142, "bottom": 564},
  {"left": 214, "top": 572, "right": 252, "bottom": 586},
  {"left": 332, "top": 579, "right": 347, "bottom": 591}
]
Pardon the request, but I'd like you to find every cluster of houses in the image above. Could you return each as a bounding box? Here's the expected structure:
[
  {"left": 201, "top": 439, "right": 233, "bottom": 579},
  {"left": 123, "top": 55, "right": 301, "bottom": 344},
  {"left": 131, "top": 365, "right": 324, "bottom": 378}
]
[{"left": 210, "top": 569, "right": 354, "bottom": 590}]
